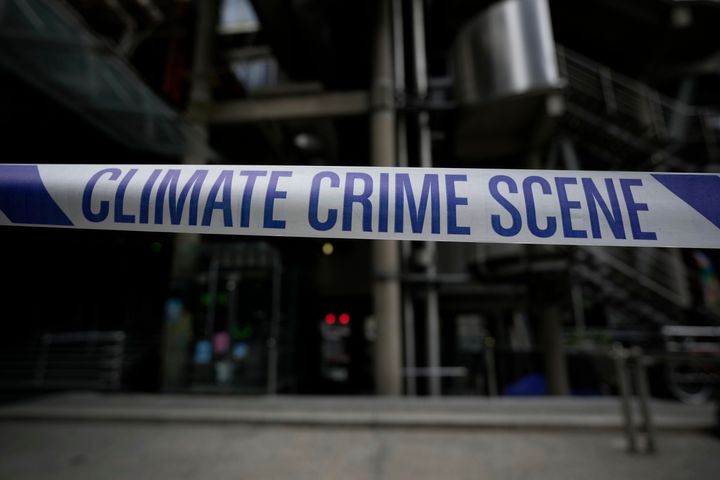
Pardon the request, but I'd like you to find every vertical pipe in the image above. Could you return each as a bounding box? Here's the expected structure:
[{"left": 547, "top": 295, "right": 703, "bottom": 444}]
[
  {"left": 669, "top": 78, "right": 694, "bottom": 143},
  {"left": 411, "top": 0, "right": 441, "bottom": 397},
  {"left": 393, "top": 0, "right": 416, "bottom": 397},
  {"left": 560, "top": 138, "right": 580, "bottom": 170},
  {"left": 485, "top": 337, "right": 498, "bottom": 396},
  {"left": 206, "top": 256, "right": 220, "bottom": 339},
  {"left": 599, "top": 67, "right": 617, "bottom": 115},
  {"left": 425, "top": 266, "right": 441, "bottom": 396},
  {"left": 402, "top": 289, "right": 416, "bottom": 395},
  {"left": 189, "top": 0, "right": 218, "bottom": 106},
  {"left": 227, "top": 275, "right": 237, "bottom": 344},
  {"left": 267, "top": 258, "right": 282, "bottom": 395},
  {"left": 372, "top": 0, "right": 402, "bottom": 396},
  {"left": 392, "top": 0, "right": 406, "bottom": 101},
  {"left": 570, "top": 276, "right": 586, "bottom": 336},
  {"left": 164, "top": 0, "right": 216, "bottom": 391}
]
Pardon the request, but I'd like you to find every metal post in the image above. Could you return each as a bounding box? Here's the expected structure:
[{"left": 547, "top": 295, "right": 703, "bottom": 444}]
[
  {"left": 165, "top": 0, "right": 218, "bottom": 390},
  {"left": 170, "top": 0, "right": 218, "bottom": 279},
  {"left": 425, "top": 263, "right": 441, "bottom": 396},
  {"left": 267, "top": 258, "right": 282, "bottom": 395},
  {"left": 570, "top": 277, "right": 586, "bottom": 336},
  {"left": 560, "top": 138, "right": 580, "bottom": 170},
  {"left": 485, "top": 337, "right": 498, "bottom": 397},
  {"left": 668, "top": 78, "right": 694, "bottom": 142},
  {"left": 372, "top": 0, "right": 403, "bottom": 395},
  {"left": 206, "top": 256, "right": 220, "bottom": 339},
  {"left": 189, "top": 0, "right": 218, "bottom": 106},
  {"left": 599, "top": 66, "right": 617, "bottom": 115},
  {"left": 411, "top": 0, "right": 442, "bottom": 397},
  {"left": 393, "top": 0, "right": 416, "bottom": 397},
  {"left": 645, "top": 87, "right": 668, "bottom": 141},
  {"left": 613, "top": 344, "right": 638, "bottom": 453},
  {"left": 631, "top": 347, "right": 656, "bottom": 453}
]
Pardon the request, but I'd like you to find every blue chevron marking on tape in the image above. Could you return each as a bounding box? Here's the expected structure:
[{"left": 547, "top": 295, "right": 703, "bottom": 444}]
[
  {"left": 652, "top": 174, "right": 720, "bottom": 230},
  {"left": 0, "top": 165, "right": 73, "bottom": 226}
]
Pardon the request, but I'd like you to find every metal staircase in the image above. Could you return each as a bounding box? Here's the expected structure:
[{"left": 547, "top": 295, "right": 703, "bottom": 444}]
[
  {"left": 571, "top": 246, "right": 692, "bottom": 326},
  {"left": 557, "top": 45, "right": 720, "bottom": 171},
  {"left": 546, "top": 47, "right": 718, "bottom": 327}
]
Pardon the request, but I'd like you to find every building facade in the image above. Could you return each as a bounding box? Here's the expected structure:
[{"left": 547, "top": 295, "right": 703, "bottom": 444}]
[{"left": 1, "top": 0, "right": 719, "bottom": 399}]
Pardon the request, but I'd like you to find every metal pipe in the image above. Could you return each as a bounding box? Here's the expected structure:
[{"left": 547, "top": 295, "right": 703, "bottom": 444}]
[
  {"left": 170, "top": 0, "right": 218, "bottom": 279},
  {"left": 570, "top": 275, "right": 586, "bottom": 336},
  {"left": 485, "top": 337, "right": 498, "bottom": 396},
  {"left": 411, "top": 0, "right": 428, "bottom": 96},
  {"left": 402, "top": 283, "right": 417, "bottom": 395},
  {"left": 392, "top": 0, "right": 416, "bottom": 396},
  {"left": 392, "top": 0, "right": 406, "bottom": 99},
  {"left": 411, "top": 0, "right": 442, "bottom": 397},
  {"left": 425, "top": 257, "right": 441, "bottom": 396},
  {"left": 206, "top": 256, "right": 220, "bottom": 339},
  {"left": 267, "top": 257, "right": 281, "bottom": 395},
  {"left": 371, "top": 0, "right": 402, "bottom": 396},
  {"left": 189, "top": 0, "right": 219, "bottom": 105}
]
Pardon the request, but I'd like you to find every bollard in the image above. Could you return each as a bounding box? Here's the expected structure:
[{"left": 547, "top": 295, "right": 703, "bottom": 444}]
[
  {"left": 631, "top": 347, "right": 656, "bottom": 453},
  {"left": 613, "top": 343, "right": 637, "bottom": 453}
]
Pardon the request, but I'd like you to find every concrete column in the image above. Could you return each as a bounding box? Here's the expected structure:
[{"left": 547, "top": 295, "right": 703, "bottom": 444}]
[
  {"left": 188, "top": 0, "right": 218, "bottom": 106},
  {"left": 371, "top": 0, "right": 402, "bottom": 395},
  {"left": 170, "top": 0, "right": 218, "bottom": 278},
  {"left": 162, "top": 0, "right": 218, "bottom": 391}
]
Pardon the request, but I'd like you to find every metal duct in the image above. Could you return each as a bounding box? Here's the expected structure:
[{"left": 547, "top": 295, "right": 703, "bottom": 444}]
[{"left": 452, "top": 0, "right": 561, "bottom": 105}]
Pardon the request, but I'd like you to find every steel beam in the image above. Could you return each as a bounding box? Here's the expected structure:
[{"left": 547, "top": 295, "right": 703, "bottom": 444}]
[{"left": 189, "top": 91, "right": 370, "bottom": 124}]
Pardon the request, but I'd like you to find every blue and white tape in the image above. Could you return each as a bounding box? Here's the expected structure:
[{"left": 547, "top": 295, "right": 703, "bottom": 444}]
[{"left": 1, "top": 164, "right": 719, "bottom": 248}]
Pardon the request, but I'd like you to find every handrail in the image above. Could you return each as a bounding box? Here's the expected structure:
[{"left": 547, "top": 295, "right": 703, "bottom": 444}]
[{"left": 557, "top": 45, "right": 720, "bottom": 159}]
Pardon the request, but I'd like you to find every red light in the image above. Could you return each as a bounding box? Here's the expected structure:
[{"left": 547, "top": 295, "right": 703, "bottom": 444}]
[
  {"left": 324, "top": 313, "right": 336, "bottom": 325},
  {"left": 339, "top": 313, "right": 350, "bottom": 325}
]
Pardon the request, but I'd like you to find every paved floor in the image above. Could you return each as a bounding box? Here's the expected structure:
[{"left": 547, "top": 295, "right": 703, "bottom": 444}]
[
  {"left": 0, "top": 393, "right": 716, "bottom": 430},
  {"left": 0, "top": 394, "right": 718, "bottom": 479},
  {"left": 0, "top": 421, "right": 719, "bottom": 480}
]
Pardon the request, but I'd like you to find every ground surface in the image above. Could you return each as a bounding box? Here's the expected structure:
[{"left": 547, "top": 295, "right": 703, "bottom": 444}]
[
  {"left": 0, "top": 393, "right": 718, "bottom": 479},
  {"left": 1, "top": 422, "right": 719, "bottom": 480}
]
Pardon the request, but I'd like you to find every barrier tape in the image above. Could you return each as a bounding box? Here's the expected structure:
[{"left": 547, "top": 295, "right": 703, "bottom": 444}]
[{"left": 1, "top": 164, "right": 719, "bottom": 248}]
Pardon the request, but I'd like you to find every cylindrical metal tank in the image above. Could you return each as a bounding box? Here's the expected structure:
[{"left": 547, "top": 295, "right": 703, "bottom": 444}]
[
  {"left": 452, "top": 0, "right": 560, "bottom": 105},
  {"left": 450, "top": 0, "right": 563, "bottom": 161}
]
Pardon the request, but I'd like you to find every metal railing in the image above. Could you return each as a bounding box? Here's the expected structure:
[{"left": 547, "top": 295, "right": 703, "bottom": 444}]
[
  {"left": 34, "top": 331, "right": 126, "bottom": 390},
  {"left": 611, "top": 342, "right": 720, "bottom": 454},
  {"left": 575, "top": 246, "right": 692, "bottom": 311},
  {"left": 0, "top": 331, "right": 126, "bottom": 391},
  {"left": 557, "top": 45, "right": 720, "bottom": 164}
]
